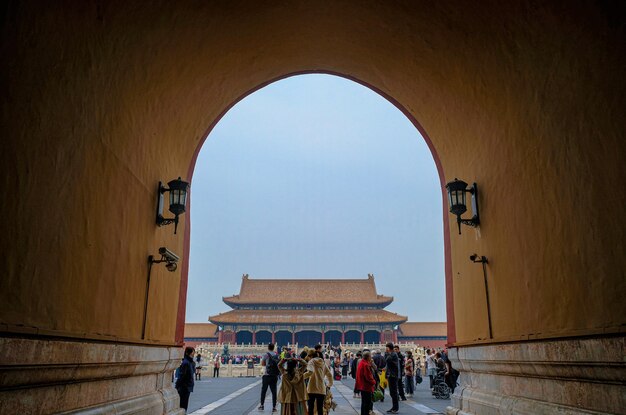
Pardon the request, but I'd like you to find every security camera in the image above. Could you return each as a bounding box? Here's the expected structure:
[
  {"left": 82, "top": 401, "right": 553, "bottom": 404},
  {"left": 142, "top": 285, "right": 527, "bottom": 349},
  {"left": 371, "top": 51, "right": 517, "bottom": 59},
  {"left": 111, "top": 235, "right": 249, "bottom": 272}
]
[
  {"left": 158, "top": 247, "right": 180, "bottom": 263},
  {"left": 470, "top": 254, "right": 488, "bottom": 264},
  {"left": 149, "top": 247, "right": 181, "bottom": 272}
]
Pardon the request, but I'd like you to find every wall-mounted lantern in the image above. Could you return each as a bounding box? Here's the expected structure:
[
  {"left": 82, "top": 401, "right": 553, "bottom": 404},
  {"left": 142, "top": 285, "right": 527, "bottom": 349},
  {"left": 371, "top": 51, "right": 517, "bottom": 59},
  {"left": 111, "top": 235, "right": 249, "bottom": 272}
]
[
  {"left": 445, "top": 178, "right": 480, "bottom": 234},
  {"left": 156, "top": 177, "right": 189, "bottom": 234}
]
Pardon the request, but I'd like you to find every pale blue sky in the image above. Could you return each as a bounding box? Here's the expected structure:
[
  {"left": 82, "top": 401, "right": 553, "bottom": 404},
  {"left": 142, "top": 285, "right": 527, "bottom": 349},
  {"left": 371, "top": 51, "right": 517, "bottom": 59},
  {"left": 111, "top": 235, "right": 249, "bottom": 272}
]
[{"left": 186, "top": 74, "right": 445, "bottom": 323}]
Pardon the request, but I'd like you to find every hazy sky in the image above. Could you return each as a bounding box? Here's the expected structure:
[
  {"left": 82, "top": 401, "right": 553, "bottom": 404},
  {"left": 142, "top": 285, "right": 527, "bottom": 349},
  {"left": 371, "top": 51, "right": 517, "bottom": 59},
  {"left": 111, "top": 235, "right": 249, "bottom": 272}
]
[{"left": 186, "top": 74, "right": 446, "bottom": 323}]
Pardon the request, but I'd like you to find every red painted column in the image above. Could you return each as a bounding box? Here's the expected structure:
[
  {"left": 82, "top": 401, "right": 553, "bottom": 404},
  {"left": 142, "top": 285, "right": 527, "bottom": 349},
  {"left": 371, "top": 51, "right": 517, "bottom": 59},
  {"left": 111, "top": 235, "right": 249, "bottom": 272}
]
[
  {"left": 379, "top": 331, "right": 384, "bottom": 343},
  {"left": 360, "top": 331, "right": 364, "bottom": 344},
  {"left": 321, "top": 331, "right": 325, "bottom": 344},
  {"left": 252, "top": 331, "right": 256, "bottom": 345},
  {"left": 292, "top": 331, "right": 296, "bottom": 344},
  {"left": 218, "top": 330, "right": 223, "bottom": 344},
  {"left": 393, "top": 330, "right": 398, "bottom": 344},
  {"left": 271, "top": 332, "right": 276, "bottom": 344},
  {"left": 341, "top": 331, "right": 345, "bottom": 344}
]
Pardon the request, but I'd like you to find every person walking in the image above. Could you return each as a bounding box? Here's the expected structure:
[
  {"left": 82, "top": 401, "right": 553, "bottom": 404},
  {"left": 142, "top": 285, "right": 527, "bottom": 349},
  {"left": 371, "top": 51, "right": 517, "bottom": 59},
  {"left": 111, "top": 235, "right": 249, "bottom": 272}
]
[
  {"left": 213, "top": 355, "right": 221, "bottom": 377},
  {"left": 278, "top": 356, "right": 308, "bottom": 415},
  {"left": 404, "top": 351, "right": 415, "bottom": 397},
  {"left": 305, "top": 351, "right": 333, "bottom": 415},
  {"left": 341, "top": 353, "right": 349, "bottom": 379},
  {"left": 195, "top": 354, "right": 203, "bottom": 381},
  {"left": 384, "top": 343, "right": 399, "bottom": 414},
  {"left": 426, "top": 349, "right": 437, "bottom": 389},
  {"left": 175, "top": 347, "right": 196, "bottom": 413},
  {"left": 259, "top": 343, "right": 280, "bottom": 412},
  {"left": 350, "top": 351, "right": 362, "bottom": 398},
  {"left": 355, "top": 351, "right": 376, "bottom": 415}
]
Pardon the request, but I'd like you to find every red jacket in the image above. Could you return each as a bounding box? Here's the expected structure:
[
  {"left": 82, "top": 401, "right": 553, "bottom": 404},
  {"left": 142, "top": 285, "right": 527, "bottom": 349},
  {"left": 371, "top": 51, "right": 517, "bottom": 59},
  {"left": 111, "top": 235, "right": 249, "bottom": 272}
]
[{"left": 355, "top": 359, "right": 376, "bottom": 393}]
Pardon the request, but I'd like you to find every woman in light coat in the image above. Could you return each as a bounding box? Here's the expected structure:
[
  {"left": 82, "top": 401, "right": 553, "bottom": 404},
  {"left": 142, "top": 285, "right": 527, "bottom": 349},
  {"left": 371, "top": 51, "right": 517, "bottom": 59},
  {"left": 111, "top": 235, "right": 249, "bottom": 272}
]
[
  {"left": 304, "top": 351, "right": 333, "bottom": 415},
  {"left": 278, "top": 357, "right": 308, "bottom": 415}
]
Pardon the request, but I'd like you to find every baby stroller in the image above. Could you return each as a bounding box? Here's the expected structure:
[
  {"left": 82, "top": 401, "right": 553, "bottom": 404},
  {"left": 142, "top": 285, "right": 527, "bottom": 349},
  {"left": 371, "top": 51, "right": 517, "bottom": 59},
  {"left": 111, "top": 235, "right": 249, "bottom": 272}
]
[{"left": 431, "top": 368, "right": 451, "bottom": 399}]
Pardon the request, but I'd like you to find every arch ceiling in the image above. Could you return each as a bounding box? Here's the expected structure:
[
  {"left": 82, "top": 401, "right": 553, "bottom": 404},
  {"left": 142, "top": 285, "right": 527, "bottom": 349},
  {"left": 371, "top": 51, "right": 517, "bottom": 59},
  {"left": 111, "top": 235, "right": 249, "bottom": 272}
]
[{"left": 1, "top": 1, "right": 624, "bottom": 349}]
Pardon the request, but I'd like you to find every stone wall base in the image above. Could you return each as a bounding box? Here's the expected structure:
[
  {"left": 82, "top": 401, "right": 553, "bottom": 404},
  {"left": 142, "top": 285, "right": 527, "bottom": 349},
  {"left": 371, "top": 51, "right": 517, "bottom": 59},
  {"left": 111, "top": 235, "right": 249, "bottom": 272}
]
[
  {"left": 445, "top": 335, "right": 625, "bottom": 415},
  {"left": 0, "top": 336, "right": 184, "bottom": 415}
]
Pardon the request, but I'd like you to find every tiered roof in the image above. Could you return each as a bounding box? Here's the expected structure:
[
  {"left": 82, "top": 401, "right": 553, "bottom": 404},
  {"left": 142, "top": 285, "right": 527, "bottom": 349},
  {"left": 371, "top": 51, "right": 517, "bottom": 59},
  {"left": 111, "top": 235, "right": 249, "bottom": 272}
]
[
  {"left": 209, "top": 309, "right": 408, "bottom": 325},
  {"left": 222, "top": 274, "right": 393, "bottom": 307}
]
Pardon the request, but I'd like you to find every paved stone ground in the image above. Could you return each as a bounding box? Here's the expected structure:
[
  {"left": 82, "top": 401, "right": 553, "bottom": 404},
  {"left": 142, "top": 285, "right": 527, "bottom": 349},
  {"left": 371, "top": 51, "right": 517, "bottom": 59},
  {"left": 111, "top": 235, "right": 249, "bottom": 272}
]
[{"left": 186, "top": 375, "right": 451, "bottom": 415}]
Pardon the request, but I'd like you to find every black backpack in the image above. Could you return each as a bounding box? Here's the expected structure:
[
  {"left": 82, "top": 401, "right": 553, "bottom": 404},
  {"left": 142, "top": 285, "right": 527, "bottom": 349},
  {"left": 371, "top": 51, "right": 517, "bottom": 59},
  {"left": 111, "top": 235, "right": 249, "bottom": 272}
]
[{"left": 265, "top": 352, "right": 280, "bottom": 376}]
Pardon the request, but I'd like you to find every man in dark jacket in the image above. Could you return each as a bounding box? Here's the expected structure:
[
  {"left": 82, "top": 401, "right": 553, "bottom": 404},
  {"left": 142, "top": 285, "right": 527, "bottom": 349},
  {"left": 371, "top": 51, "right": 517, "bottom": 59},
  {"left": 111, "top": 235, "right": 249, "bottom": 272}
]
[
  {"left": 351, "top": 351, "right": 362, "bottom": 398},
  {"left": 175, "top": 347, "right": 196, "bottom": 412},
  {"left": 385, "top": 343, "right": 399, "bottom": 413},
  {"left": 394, "top": 345, "right": 407, "bottom": 401}
]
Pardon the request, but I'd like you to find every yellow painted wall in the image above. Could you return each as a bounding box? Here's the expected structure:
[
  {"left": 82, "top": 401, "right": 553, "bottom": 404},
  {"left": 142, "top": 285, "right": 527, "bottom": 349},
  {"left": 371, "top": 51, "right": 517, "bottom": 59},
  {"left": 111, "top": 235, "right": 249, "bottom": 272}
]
[{"left": 1, "top": 1, "right": 624, "bottom": 345}]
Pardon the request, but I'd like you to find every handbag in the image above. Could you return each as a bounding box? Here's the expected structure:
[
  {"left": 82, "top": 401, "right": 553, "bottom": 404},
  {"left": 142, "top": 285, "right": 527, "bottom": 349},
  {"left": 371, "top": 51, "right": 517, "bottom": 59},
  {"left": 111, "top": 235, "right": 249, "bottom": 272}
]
[
  {"left": 379, "top": 369, "right": 388, "bottom": 389},
  {"left": 415, "top": 372, "right": 423, "bottom": 384},
  {"left": 373, "top": 387, "right": 384, "bottom": 402}
]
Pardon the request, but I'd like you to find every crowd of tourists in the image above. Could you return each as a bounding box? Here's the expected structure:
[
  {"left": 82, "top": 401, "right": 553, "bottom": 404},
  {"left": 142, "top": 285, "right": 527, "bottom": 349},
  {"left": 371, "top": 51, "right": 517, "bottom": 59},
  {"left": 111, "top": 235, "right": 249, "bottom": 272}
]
[
  {"left": 350, "top": 345, "right": 458, "bottom": 414},
  {"left": 173, "top": 343, "right": 459, "bottom": 414}
]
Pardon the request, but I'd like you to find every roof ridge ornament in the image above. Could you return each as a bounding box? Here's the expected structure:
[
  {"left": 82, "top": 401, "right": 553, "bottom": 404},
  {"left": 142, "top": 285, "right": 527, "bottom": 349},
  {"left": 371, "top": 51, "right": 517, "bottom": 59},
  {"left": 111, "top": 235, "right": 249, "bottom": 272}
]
[{"left": 368, "top": 273, "right": 374, "bottom": 280}]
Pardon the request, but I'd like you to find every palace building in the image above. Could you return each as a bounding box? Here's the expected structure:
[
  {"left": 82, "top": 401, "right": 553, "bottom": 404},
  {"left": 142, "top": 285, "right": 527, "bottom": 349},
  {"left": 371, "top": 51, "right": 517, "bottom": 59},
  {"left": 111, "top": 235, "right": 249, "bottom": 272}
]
[{"left": 208, "top": 274, "right": 411, "bottom": 346}]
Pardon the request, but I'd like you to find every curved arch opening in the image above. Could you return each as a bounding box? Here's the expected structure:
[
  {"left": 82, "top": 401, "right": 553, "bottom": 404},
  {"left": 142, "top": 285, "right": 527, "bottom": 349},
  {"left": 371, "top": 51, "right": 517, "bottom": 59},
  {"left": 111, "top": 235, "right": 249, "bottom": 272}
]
[{"left": 183, "top": 72, "right": 453, "bottom": 345}]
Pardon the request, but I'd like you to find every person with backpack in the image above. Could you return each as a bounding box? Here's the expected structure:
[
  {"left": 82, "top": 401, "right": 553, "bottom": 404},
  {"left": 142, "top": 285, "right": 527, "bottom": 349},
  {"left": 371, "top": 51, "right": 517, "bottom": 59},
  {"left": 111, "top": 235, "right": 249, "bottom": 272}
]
[
  {"left": 259, "top": 343, "right": 280, "bottom": 412},
  {"left": 175, "top": 347, "right": 196, "bottom": 413}
]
